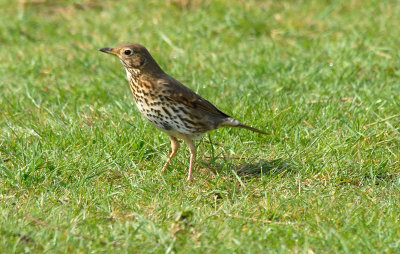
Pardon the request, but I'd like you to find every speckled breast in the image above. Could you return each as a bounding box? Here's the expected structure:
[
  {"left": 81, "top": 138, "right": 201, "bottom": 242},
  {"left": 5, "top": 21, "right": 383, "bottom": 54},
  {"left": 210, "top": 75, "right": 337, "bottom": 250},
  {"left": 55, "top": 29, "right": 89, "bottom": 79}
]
[{"left": 126, "top": 74, "right": 200, "bottom": 136}]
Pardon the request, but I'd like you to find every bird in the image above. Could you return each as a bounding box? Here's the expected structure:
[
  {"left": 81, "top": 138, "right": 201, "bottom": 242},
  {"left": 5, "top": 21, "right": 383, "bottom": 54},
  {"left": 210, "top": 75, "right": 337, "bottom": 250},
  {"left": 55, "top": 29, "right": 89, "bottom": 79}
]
[{"left": 99, "top": 44, "right": 266, "bottom": 181}]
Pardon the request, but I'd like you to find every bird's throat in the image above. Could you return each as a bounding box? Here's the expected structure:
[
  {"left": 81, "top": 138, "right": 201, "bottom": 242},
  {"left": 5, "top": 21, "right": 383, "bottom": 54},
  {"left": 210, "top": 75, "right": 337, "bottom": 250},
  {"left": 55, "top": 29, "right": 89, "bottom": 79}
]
[
  {"left": 125, "top": 68, "right": 142, "bottom": 98},
  {"left": 125, "top": 68, "right": 141, "bottom": 80}
]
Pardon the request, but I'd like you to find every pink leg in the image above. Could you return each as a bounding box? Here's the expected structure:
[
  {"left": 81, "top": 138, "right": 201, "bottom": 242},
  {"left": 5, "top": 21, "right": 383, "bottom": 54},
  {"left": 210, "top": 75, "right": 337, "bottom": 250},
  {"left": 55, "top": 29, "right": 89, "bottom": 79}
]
[
  {"left": 187, "top": 150, "right": 196, "bottom": 181},
  {"left": 183, "top": 137, "right": 196, "bottom": 181},
  {"left": 162, "top": 136, "right": 180, "bottom": 173}
]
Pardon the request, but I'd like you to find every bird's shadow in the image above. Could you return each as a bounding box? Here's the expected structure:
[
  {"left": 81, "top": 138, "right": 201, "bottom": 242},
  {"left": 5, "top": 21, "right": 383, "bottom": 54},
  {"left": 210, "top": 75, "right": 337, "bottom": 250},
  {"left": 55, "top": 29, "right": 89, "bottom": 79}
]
[{"left": 200, "top": 157, "right": 295, "bottom": 178}]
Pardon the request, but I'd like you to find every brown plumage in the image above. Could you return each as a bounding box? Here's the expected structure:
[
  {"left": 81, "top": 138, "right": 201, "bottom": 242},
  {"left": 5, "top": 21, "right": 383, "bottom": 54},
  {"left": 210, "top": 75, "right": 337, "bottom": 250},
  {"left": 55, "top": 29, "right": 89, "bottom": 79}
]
[{"left": 99, "top": 44, "right": 266, "bottom": 181}]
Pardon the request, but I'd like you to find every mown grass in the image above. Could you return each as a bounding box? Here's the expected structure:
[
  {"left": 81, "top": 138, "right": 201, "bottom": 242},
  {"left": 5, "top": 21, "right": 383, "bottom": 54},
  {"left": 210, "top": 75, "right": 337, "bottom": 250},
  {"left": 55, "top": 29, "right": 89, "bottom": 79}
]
[{"left": 1, "top": 0, "right": 400, "bottom": 253}]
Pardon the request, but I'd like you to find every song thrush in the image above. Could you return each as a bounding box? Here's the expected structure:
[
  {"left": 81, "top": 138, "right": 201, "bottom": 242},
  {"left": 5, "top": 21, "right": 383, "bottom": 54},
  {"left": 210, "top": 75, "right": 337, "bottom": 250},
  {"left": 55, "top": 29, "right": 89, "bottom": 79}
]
[{"left": 99, "top": 44, "right": 266, "bottom": 181}]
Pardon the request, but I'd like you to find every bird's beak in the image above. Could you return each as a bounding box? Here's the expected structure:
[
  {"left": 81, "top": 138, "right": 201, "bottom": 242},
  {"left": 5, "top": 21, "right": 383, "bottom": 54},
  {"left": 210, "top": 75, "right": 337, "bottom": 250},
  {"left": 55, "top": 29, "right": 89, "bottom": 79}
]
[{"left": 99, "top": 47, "right": 119, "bottom": 56}]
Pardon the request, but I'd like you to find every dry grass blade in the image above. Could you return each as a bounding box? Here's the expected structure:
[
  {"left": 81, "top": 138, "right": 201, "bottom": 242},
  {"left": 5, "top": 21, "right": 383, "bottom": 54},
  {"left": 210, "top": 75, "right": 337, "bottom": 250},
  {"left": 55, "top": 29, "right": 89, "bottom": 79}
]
[
  {"left": 223, "top": 213, "right": 296, "bottom": 225},
  {"left": 23, "top": 214, "right": 122, "bottom": 248},
  {"left": 363, "top": 114, "right": 400, "bottom": 128},
  {"left": 307, "top": 97, "right": 355, "bottom": 104}
]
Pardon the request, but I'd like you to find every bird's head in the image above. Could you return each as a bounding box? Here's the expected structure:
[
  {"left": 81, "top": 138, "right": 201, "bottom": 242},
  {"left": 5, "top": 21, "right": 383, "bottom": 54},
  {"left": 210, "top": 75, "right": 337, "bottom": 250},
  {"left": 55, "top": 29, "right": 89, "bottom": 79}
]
[{"left": 99, "top": 44, "right": 158, "bottom": 71}]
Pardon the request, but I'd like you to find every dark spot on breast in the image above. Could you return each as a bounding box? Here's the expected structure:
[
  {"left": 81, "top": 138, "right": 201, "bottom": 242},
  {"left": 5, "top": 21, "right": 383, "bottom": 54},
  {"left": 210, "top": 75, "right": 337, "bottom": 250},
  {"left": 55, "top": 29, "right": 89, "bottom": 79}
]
[
  {"left": 162, "top": 122, "right": 173, "bottom": 130},
  {"left": 171, "top": 107, "right": 180, "bottom": 114},
  {"left": 178, "top": 106, "right": 188, "bottom": 114},
  {"left": 180, "top": 117, "right": 196, "bottom": 126},
  {"left": 162, "top": 107, "right": 172, "bottom": 117}
]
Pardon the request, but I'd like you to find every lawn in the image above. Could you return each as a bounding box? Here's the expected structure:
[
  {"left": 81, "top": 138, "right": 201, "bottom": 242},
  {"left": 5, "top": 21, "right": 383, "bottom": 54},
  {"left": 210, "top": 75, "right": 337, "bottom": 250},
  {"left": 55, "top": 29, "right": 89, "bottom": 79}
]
[{"left": 1, "top": 0, "right": 400, "bottom": 253}]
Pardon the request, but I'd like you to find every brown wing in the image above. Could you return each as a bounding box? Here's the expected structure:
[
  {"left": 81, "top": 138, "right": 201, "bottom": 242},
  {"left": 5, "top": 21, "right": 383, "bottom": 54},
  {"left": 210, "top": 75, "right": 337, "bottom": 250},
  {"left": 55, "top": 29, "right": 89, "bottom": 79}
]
[{"left": 159, "top": 76, "right": 230, "bottom": 118}]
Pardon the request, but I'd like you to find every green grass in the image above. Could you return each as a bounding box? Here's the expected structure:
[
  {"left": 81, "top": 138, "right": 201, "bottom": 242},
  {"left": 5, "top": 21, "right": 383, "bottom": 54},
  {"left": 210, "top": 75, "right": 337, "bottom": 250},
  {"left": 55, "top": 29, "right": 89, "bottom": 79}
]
[{"left": 1, "top": 0, "right": 400, "bottom": 252}]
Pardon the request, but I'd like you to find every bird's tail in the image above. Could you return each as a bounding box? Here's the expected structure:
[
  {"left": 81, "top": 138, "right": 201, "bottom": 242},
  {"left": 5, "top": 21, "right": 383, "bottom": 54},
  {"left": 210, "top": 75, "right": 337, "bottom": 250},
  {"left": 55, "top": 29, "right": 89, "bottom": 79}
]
[
  {"left": 235, "top": 123, "right": 267, "bottom": 134},
  {"left": 221, "top": 117, "right": 267, "bottom": 135}
]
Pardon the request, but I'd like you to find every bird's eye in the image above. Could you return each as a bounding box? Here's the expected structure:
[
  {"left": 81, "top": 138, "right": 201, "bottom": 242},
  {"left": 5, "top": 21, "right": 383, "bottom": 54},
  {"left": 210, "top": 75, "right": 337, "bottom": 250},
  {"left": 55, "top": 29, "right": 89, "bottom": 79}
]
[{"left": 124, "top": 49, "right": 132, "bottom": 55}]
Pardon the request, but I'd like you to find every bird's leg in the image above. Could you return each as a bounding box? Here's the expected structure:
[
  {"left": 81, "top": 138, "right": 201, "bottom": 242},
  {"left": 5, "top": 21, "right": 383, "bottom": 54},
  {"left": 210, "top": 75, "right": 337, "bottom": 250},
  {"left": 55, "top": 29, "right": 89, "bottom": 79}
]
[
  {"left": 182, "top": 137, "right": 196, "bottom": 181},
  {"left": 162, "top": 135, "right": 180, "bottom": 173}
]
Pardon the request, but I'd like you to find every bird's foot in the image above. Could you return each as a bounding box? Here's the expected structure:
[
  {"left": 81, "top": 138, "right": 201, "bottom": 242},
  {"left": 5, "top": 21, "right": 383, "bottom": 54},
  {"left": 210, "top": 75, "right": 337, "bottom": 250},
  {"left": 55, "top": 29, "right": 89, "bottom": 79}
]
[{"left": 161, "top": 163, "right": 169, "bottom": 174}]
